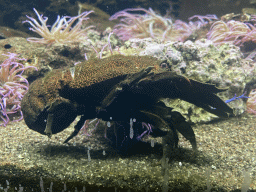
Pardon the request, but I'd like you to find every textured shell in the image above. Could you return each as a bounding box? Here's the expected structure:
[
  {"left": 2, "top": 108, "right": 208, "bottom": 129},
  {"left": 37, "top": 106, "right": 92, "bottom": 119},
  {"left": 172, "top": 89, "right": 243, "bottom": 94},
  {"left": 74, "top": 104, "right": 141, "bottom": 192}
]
[
  {"left": 68, "top": 55, "right": 161, "bottom": 88},
  {"left": 21, "top": 55, "right": 162, "bottom": 130}
]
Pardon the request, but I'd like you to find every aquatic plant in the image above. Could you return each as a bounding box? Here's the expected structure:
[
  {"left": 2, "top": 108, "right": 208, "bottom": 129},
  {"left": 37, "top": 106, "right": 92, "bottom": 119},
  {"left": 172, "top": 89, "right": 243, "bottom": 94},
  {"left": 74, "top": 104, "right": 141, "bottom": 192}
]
[
  {"left": 0, "top": 53, "right": 37, "bottom": 126},
  {"left": 23, "top": 8, "right": 94, "bottom": 45},
  {"left": 207, "top": 20, "right": 251, "bottom": 45}
]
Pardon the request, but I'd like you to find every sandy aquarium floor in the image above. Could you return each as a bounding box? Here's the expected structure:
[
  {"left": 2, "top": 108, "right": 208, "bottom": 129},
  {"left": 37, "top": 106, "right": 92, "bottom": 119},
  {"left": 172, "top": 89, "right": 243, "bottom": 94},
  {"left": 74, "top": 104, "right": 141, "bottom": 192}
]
[{"left": 0, "top": 113, "right": 255, "bottom": 191}]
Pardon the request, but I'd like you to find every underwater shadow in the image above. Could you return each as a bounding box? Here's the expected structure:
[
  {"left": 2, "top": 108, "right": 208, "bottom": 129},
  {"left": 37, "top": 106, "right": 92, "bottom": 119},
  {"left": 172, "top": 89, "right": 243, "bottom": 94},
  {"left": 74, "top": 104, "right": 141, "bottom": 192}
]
[{"left": 35, "top": 138, "right": 213, "bottom": 168}]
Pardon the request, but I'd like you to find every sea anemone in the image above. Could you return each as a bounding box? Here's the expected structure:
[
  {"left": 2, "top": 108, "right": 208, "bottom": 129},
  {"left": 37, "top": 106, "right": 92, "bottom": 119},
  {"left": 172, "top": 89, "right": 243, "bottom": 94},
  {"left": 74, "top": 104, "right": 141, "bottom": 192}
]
[
  {"left": 109, "top": 8, "right": 174, "bottom": 41},
  {"left": 237, "top": 23, "right": 256, "bottom": 45},
  {"left": 23, "top": 8, "right": 94, "bottom": 45},
  {"left": 188, "top": 14, "right": 218, "bottom": 26},
  {"left": 110, "top": 8, "right": 217, "bottom": 42},
  {"left": 0, "top": 53, "right": 37, "bottom": 126},
  {"left": 207, "top": 20, "right": 251, "bottom": 45}
]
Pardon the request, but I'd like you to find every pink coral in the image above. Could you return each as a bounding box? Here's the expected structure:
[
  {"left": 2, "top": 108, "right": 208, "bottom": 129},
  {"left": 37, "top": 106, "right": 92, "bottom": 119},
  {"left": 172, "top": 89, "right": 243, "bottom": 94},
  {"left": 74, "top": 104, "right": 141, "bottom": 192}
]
[{"left": 0, "top": 53, "right": 37, "bottom": 126}]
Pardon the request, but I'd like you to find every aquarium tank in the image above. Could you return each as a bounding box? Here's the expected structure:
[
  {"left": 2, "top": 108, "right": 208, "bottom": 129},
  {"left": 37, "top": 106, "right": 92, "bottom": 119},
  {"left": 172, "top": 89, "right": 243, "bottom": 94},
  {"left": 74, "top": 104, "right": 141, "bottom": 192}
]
[{"left": 0, "top": 0, "right": 256, "bottom": 191}]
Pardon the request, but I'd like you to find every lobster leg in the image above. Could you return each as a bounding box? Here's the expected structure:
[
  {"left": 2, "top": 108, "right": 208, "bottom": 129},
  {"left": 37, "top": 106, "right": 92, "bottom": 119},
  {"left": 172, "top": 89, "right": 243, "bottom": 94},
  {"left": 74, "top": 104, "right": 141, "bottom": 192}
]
[
  {"left": 97, "top": 66, "right": 154, "bottom": 112},
  {"left": 145, "top": 102, "right": 197, "bottom": 151},
  {"left": 45, "top": 113, "right": 54, "bottom": 138},
  {"left": 64, "top": 115, "right": 87, "bottom": 143},
  {"left": 44, "top": 97, "right": 78, "bottom": 138}
]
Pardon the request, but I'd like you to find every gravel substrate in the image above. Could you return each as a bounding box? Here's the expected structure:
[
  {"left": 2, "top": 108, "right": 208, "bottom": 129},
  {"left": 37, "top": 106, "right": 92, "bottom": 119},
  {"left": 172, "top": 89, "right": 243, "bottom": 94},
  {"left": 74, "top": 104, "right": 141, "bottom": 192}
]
[{"left": 0, "top": 114, "right": 255, "bottom": 191}]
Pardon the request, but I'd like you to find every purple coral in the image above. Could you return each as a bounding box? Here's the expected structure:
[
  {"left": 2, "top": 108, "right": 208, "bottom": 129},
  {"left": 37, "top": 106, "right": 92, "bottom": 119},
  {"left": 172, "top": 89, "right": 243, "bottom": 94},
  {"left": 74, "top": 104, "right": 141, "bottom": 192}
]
[{"left": 0, "top": 53, "right": 37, "bottom": 126}]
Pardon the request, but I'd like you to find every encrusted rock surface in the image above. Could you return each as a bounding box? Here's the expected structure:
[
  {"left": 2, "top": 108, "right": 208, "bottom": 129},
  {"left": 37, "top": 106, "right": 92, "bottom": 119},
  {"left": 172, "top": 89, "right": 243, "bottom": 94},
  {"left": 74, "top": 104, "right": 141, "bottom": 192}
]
[{"left": 118, "top": 38, "right": 256, "bottom": 123}]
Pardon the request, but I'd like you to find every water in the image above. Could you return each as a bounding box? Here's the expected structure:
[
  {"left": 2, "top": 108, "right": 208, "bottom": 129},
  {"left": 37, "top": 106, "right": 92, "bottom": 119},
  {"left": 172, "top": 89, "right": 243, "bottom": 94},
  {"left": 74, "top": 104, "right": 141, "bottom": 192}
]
[{"left": 1, "top": 0, "right": 256, "bottom": 191}]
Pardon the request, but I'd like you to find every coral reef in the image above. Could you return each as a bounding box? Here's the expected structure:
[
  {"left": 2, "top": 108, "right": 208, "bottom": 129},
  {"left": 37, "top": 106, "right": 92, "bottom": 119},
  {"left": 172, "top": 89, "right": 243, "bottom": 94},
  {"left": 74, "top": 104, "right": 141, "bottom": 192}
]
[{"left": 0, "top": 53, "right": 37, "bottom": 126}]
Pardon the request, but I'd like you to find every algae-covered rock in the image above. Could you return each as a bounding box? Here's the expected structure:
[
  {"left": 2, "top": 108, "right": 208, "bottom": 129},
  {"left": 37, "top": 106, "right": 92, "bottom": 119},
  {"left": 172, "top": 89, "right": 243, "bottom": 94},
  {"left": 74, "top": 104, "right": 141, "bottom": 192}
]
[{"left": 118, "top": 38, "right": 256, "bottom": 123}]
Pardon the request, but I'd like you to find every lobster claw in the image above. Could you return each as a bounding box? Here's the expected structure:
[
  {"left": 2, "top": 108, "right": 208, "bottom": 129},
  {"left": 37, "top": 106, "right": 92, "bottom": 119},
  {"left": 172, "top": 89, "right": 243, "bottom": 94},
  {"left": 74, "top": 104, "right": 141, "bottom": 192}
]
[{"left": 137, "top": 71, "right": 234, "bottom": 118}]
